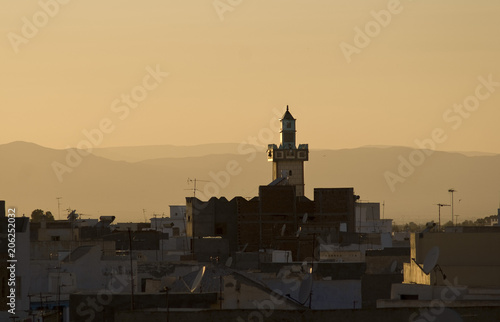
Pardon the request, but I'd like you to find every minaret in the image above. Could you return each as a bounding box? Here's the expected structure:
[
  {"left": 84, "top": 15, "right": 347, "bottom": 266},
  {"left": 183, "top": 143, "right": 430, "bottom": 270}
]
[{"left": 267, "top": 106, "right": 309, "bottom": 196}]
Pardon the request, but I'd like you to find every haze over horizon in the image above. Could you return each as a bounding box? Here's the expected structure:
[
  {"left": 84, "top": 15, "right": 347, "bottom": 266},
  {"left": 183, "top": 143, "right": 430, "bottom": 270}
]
[{"left": 2, "top": 1, "right": 500, "bottom": 226}]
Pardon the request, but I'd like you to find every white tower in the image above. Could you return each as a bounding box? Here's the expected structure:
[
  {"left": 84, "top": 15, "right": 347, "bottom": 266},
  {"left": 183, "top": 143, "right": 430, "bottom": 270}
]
[{"left": 266, "top": 106, "right": 309, "bottom": 196}]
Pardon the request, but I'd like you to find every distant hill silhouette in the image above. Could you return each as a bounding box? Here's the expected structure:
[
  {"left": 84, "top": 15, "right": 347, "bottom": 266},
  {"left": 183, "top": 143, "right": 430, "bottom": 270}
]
[{"left": 1, "top": 141, "right": 499, "bottom": 224}]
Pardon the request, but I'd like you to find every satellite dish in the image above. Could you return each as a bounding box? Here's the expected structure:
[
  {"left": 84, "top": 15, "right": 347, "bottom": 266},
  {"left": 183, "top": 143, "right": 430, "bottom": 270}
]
[
  {"left": 241, "top": 243, "right": 248, "bottom": 253},
  {"left": 423, "top": 247, "right": 440, "bottom": 274},
  {"left": 302, "top": 213, "right": 308, "bottom": 224},
  {"left": 190, "top": 266, "right": 206, "bottom": 292},
  {"left": 390, "top": 260, "right": 398, "bottom": 273},
  {"left": 296, "top": 227, "right": 302, "bottom": 238},
  {"left": 298, "top": 273, "right": 313, "bottom": 305},
  {"left": 281, "top": 224, "right": 286, "bottom": 237},
  {"left": 225, "top": 257, "right": 233, "bottom": 267}
]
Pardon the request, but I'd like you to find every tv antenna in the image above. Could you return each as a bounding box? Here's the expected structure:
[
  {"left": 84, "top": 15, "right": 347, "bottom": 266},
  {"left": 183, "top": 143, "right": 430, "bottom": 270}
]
[
  {"left": 298, "top": 268, "right": 313, "bottom": 308},
  {"left": 390, "top": 260, "right": 398, "bottom": 273},
  {"left": 281, "top": 224, "right": 286, "bottom": 237},
  {"left": 186, "top": 178, "right": 209, "bottom": 199},
  {"left": 448, "top": 189, "right": 457, "bottom": 226},
  {"left": 56, "top": 197, "right": 62, "bottom": 220}
]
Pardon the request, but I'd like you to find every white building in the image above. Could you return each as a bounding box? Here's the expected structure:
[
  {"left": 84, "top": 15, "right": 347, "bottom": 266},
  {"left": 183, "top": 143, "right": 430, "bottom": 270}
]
[{"left": 355, "top": 202, "right": 392, "bottom": 234}]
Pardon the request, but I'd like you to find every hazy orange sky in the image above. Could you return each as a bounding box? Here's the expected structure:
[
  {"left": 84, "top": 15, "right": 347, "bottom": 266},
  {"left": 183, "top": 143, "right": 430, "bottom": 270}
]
[{"left": 2, "top": 1, "right": 500, "bottom": 153}]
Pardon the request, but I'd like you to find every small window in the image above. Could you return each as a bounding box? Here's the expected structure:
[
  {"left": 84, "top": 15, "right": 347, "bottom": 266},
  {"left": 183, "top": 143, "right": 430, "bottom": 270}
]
[
  {"left": 215, "top": 223, "right": 226, "bottom": 235},
  {"left": 51, "top": 236, "right": 60, "bottom": 241},
  {"left": 286, "top": 123, "right": 291, "bottom": 129},
  {"left": 289, "top": 170, "right": 292, "bottom": 176}
]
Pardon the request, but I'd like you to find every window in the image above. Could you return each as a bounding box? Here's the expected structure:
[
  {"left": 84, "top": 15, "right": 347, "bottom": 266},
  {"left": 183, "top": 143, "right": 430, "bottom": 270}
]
[
  {"left": 51, "top": 236, "right": 60, "bottom": 241},
  {"left": 215, "top": 223, "right": 226, "bottom": 235},
  {"left": 173, "top": 227, "right": 180, "bottom": 237},
  {"left": 289, "top": 170, "right": 292, "bottom": 176},
  {"left": 286, "top": 122, "right": 291, "bottom": 129}
]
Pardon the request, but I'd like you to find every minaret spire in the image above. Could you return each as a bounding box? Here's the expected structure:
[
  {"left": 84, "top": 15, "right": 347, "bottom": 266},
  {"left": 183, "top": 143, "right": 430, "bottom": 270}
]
[{"left": 266, "top": 106, "right": 309, "bottom": 197}]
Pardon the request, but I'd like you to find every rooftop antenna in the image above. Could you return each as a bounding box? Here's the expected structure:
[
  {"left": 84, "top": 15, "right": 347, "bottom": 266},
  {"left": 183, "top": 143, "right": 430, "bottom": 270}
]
[
  {"left": 422, "top": 247, "right": 439, "bottom": 274},
  {"left": 390, "top": 260, "right": 398, "bottom": 273},
  {"left": 190, "top": 266, "right": 206, "bottom": 293},
  {"left": 56, "top": 197, "right": 62, "bottom": 220},
  {"left": 298, "top": 268, "right": 313, "bottom": 308},
  {"left": 186, "top": 178, "right": 209, "bottom": 199},
  {"left": 412, "top": 246, "right": 446, "bottom": 282},
  {"left": 448, "top": 189, "right": 456, "bottom": 226},
  {"left": 435, "top": 204, "right": 450, "bottom": 232}
]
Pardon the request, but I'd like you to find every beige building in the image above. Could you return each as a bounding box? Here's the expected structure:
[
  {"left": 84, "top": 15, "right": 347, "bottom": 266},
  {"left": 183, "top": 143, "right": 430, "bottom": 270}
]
[
  {"left": 378, "top": 231, "right": 500, "bottom": 311},
  {"left": 404, "top": 232, "right": 500, "bottom": 288}
]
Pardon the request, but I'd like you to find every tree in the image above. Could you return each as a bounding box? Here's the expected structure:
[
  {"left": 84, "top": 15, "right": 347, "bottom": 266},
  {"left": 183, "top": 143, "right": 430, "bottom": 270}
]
[
  {"left": 45, "top": 211, "right": 55, "bottom": 221},
  {"left": 461, "top": 220, "right": 474, "bottom": 226},
  {"left": 30, "top": 209, "right": 55, "bottom": 222},
  {"left": 442, "top": 220, "right": 454, "bottom": 227}
]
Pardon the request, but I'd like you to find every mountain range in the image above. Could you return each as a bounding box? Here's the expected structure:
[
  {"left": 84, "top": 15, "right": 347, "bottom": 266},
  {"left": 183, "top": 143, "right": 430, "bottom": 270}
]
[{"left": 1, "top": 141, "right": 499, "bottom": 224}]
